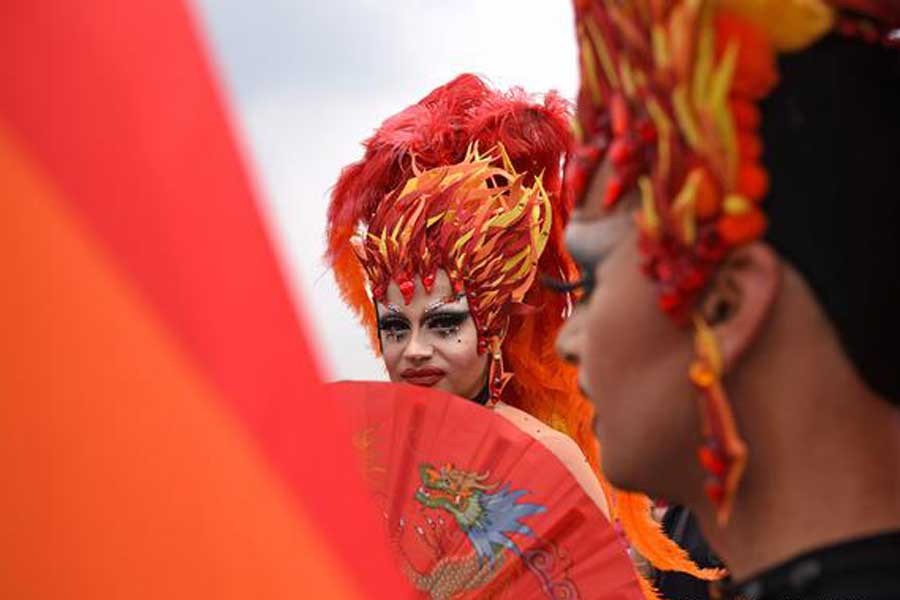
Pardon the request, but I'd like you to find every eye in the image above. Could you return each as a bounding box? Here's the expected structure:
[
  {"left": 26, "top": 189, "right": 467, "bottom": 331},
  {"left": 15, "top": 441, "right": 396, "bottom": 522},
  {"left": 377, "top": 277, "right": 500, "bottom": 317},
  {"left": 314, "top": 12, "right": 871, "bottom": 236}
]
[
  {"left": 542, "top": 265, "right": 596, "bottom": 304},
  {"left": 426, "top": 312, "right": 468, "bottom": 337},
  {"left": 573, "top": 267, "right": 597, "bottom": 304},
  {"left": 379, "top": 317, "right": 410, "bottom": 342}
]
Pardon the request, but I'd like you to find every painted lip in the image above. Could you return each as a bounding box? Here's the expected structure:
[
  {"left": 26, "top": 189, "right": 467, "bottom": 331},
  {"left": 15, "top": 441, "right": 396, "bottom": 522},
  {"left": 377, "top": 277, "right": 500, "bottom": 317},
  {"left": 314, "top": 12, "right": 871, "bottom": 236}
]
[{"left": 400, "top": 367, "right": 446, "bottom": 387}]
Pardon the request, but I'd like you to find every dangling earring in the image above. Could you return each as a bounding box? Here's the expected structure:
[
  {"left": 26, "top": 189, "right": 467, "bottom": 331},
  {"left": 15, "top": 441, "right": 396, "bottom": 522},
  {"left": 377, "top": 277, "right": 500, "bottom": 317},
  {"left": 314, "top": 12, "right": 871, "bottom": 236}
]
[
  {"left": 689, "top": 314, "right": 747, "bottom": 525},
  {"left": 486, "top": 340, "right": 512, "bottom": 408}
]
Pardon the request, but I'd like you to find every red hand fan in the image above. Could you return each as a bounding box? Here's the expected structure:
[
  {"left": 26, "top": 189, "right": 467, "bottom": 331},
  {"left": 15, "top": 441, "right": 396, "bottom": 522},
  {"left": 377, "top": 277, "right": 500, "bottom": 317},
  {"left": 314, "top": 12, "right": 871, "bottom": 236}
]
[{"left": 331, "top": 381, "right": 644, "bottom": 600}]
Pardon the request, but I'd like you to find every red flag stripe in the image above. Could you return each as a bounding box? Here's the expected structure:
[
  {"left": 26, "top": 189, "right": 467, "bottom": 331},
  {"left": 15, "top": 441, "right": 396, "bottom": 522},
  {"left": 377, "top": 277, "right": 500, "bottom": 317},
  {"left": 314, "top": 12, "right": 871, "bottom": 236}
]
[
  {"left": 0, "top": 2, "right": 405, "bottom": 594},
  {"left": 0, "top": 123, "right": 362, "bottom": 599}
]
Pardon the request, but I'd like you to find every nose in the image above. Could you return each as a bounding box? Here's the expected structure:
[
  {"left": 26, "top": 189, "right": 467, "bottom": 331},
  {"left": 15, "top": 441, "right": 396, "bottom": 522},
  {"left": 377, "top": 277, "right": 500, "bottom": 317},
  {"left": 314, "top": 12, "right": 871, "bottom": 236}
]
[
  {"left": 556, "top": 306, "right": 586, "bottom": 366},
  {"left": 402, "top": 327, "right": 433, "bottom": 364}
]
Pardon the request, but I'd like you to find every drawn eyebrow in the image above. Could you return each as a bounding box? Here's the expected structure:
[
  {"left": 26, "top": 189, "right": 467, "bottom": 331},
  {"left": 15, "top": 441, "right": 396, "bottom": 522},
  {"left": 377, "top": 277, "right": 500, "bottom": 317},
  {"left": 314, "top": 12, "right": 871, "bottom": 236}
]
[
  {"left": 423, "top": 293, "right": 466, "bottom": 316},
  {"left": 378, "top": 312, "right": 407, "bottom": 322},
  {"left": 424, "top": 311, "right": 469, "bottom": 326}
]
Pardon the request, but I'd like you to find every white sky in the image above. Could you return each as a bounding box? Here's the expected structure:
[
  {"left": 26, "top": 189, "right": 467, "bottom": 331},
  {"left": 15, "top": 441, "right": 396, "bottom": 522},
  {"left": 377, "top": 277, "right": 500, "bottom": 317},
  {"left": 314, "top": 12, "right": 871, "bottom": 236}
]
[{"left": 194, "top": 0, "right": 578, "bottom": 380}]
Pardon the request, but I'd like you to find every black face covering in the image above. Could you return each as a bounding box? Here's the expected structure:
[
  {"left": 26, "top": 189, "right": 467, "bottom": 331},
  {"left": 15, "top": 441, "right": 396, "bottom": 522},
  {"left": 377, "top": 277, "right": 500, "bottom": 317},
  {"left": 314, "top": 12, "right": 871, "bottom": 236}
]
[{"left": 761, "top": 32, "right": 900, "bottom": 405}]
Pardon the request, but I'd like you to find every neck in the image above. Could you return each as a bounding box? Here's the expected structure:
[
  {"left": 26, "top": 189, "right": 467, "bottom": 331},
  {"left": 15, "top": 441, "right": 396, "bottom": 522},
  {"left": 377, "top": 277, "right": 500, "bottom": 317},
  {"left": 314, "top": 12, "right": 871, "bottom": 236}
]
[
  {"left": 471, "top": 384, "right": 490, "bottom": 406},
  {"left": 691, "top": 298, "right": 900, "bottom": 580}
]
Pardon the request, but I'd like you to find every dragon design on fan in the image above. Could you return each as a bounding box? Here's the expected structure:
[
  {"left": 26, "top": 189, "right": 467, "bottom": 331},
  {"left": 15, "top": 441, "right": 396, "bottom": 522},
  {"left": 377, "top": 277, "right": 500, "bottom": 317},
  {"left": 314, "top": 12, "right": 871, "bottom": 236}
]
[
  {"left": 397, "top": 463, "right": 577, "bottom": 600},
  {"left": 415, "top": 463, "right": 545, "bottom": 564}
]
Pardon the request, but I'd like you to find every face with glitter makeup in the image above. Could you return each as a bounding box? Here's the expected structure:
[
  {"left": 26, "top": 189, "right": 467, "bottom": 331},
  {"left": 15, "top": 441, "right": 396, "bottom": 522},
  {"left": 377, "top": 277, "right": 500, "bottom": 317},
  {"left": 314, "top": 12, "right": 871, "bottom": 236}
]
[{"left": 377, "top": 269, "right": 489, "bottom": 400}]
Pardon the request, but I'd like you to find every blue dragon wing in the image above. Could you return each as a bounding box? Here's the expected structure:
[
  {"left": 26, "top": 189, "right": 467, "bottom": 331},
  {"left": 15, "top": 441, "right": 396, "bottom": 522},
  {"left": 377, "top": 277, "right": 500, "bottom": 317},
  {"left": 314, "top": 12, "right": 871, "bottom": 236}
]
[{"left": 467, "top": 484, "right": 546, "bottom": 568}]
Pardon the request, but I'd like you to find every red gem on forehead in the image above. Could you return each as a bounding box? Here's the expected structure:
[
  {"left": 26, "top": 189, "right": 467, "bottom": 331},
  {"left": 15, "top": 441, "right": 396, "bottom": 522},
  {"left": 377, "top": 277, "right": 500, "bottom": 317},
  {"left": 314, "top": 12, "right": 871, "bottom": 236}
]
[
  {"left": 422, "top": 272, "right": 436, "bottom": 292},
  {"left": 398, "top": 278, "right": 415, "bottom": 304}
]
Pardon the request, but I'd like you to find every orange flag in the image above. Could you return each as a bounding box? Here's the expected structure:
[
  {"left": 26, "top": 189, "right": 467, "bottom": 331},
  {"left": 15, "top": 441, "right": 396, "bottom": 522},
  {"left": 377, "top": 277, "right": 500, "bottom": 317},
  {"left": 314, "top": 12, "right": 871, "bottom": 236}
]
[{"left": 0, "top": 2, "right": 407, "bottom": 598}]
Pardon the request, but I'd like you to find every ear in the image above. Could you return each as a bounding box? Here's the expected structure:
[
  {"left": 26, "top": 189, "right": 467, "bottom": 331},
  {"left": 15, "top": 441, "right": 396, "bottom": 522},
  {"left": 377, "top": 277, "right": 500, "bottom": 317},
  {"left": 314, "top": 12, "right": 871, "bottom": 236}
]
[{"left": 700, "top": 242, "right": 781, "bottom": 371}]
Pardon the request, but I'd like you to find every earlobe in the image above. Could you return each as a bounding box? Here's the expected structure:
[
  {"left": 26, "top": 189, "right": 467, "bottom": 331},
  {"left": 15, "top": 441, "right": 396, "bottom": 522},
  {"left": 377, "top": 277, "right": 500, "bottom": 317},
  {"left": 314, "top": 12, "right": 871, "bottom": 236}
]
[{"left": 704, "top": 242, "right": 782, "bottom": 371}]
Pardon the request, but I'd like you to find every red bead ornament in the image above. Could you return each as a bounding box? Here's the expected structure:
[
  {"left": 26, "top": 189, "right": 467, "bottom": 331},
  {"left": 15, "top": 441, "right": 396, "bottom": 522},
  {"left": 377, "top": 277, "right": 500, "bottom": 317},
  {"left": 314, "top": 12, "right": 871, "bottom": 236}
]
[
  {"left": 610, "top": 94, "right": 631, "bottom": 137},
  {"left": 564, "top": 164, "right": 589, "bottom": 206},
  {"left": 609, "top": 137, "right": 637, "bottom": 167},
  {"left": 658, "top": 292, "right": 681, "bottom": 314},
  {"left": 421, "top": 272, "right": 436, "bottom": 292},
  {"left": 636, "top": 119, "right": 657, "bottom": 144},
  {"left": 603, "top": 174, "right": 626, "bottom": 208},
  {"left": 690, "top": 317, "right": 748, "bottom": 525},
  {"left": 486, "top": 347, "right": 512, "bottom": 407},
  {"left": 398, "top": 278, "right": 416, "bottom": 304},
  {"left": 704, "top": 480, "right": 725, "bottom": 506},
  {"left": 681, "top": 266, "right": 707, "bottom": 292},
  {"left": 718, "top": 210, "right": 767, "bottom": 246},
  {"left": 737, "top": 162, "right": 769, "bottom": 200},
  {"left": 698, "top": 446, "right": 726, "bottom": 478}
]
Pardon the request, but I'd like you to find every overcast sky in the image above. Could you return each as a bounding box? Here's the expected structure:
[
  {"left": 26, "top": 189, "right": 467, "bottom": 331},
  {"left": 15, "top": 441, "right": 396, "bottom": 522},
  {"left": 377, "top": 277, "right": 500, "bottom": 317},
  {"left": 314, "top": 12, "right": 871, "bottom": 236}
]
[{"left": 194, "top": 0, "right": 579, "bottom": 380}]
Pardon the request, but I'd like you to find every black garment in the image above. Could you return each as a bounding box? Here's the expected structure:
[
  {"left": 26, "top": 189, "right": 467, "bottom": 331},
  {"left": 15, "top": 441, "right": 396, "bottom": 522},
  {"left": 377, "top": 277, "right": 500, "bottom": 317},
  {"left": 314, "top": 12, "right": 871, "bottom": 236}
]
[
  {"left": 761, "top": 32, "right": 900, "bottom": 404},
  {"left": 723, "top": 531, "right": 900, "bottom": 600},
  {"left": 654, "top": 506, "right": 722, "bottom": 600}
]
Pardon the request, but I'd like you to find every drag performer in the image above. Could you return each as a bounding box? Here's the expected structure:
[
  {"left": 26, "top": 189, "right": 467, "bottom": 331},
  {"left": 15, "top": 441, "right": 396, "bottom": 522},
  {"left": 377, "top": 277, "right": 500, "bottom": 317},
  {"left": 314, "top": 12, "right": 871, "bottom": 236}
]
[
  {"left": 326, "top": 74, "right": 610, "bottom": 513},
  {"left": 558, "top": 0, "right": 900, "bottom": 597}
]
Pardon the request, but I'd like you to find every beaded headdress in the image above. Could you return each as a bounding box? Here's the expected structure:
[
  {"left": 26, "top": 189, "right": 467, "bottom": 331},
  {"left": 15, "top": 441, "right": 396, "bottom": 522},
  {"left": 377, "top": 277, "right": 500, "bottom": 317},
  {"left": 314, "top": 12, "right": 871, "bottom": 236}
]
[
  {"left": 567, "top": 0, "right": 900, "bottom": 523},
  {"left": 352, "top": 143, "right": 553, "bottom": 402}
]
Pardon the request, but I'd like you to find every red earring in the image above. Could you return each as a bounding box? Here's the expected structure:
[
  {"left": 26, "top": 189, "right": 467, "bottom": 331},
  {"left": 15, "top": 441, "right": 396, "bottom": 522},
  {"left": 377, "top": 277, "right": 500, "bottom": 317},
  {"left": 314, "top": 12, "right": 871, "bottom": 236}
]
[
  {"left": 486, "top": 341, "right": 512, "bottom": 408},
  {"left": 689, "top": 315, "right": 747, "bottom": 524}
]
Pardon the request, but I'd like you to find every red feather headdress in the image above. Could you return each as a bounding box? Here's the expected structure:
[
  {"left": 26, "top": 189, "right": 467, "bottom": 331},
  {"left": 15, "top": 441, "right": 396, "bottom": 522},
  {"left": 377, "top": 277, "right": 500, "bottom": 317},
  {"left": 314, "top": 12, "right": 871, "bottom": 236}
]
[
  {"left": 565, "top": 0, "right": 900, "bottom": 585},
  {"left": 327, "top": 74, "right": 599, "bottom": 468}
]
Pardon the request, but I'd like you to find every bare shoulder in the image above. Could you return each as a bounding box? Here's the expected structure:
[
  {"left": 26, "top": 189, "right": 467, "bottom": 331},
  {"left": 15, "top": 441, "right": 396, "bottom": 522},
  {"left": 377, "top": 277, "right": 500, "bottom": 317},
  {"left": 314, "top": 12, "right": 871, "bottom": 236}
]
[
  {"left": 494, "top": 402, "right": 581, "bottom": 454},
  {"left": 493, "top": 402, "right": 610, "bottom": 519}
]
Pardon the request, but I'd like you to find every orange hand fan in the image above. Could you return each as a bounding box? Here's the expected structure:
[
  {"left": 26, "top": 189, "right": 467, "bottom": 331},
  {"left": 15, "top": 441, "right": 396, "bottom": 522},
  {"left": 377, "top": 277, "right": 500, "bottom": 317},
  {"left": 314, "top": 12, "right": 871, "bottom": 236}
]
[{"left": 331, "top": 381, "right": 644, "bottom": 600}]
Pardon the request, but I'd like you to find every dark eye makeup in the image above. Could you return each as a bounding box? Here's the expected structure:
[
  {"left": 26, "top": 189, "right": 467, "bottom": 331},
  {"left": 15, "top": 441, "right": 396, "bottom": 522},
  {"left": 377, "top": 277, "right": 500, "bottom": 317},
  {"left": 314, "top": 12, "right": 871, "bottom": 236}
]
[
  {"left": 425, "top": 311, "right": 469, "bottom": 334},
  {"left": 542, "top": 259, "right": 598, "bottom": 302},
  {"left": 377, "top": 310, "right": 469, "bottom": 341},
  {"left": 378, "top": 315, "right": 410, "bottom": 332}
]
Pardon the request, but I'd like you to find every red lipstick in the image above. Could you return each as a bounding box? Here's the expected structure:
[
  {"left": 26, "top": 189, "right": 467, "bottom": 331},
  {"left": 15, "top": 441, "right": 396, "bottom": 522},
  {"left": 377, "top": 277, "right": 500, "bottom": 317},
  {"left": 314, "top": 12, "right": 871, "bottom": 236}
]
[{"left": 400, "top": 367, "right": 446, "bottom": 387}]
